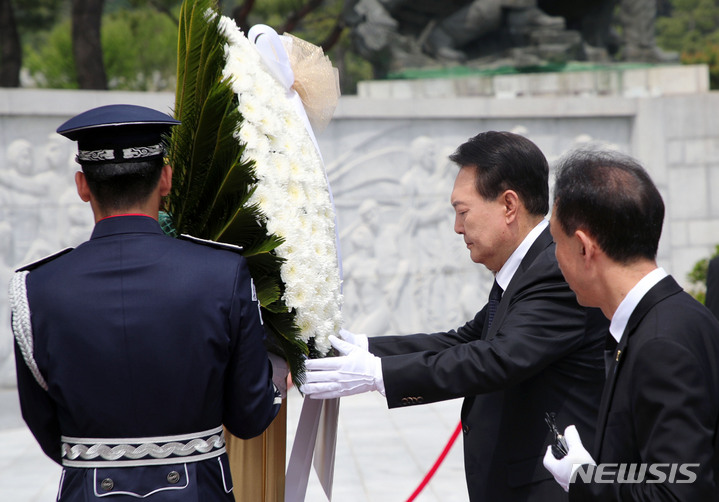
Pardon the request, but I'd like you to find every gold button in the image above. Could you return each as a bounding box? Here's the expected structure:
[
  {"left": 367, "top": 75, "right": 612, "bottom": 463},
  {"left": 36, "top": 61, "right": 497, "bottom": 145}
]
[
  {"left": 167, "top": 470, "right": 181, "bottom": 484},
  {"left": 100, "top": 478, "right": 114, "bottom": 491}
]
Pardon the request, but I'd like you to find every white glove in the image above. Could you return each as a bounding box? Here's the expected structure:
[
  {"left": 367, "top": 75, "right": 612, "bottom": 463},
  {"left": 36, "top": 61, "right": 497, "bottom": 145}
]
[
  {"left": 338, "top": 328, "right": 369, "bottom": 351},
  {"left": 300, "top": 335, "right": 385, "bottom": 399},
  {"left": 543, "top": 425, "right": 596, "bottom": 492}
]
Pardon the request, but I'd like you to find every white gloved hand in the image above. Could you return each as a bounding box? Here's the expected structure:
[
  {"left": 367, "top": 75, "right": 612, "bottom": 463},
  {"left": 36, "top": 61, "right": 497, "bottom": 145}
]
[
  {"left": 300, "top": 335, "right": 384, "bottom": 399},
  {"left": 338, "top": 327, "right": 369, "bottom": 351},
  {"left": 542, "top": 425, "right": 596, "bottom": 492}
]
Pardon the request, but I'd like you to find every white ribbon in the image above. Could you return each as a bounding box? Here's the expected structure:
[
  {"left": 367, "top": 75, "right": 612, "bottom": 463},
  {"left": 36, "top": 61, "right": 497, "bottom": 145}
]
[
  {"left": 247, "top": 24, "right": 322, "bottom": 159},
  {"left": 285, "top": 398, "right": 339, "bottom": 501},
  {"left": 248, "top": 24, "right": 341, "bottom": 502}
]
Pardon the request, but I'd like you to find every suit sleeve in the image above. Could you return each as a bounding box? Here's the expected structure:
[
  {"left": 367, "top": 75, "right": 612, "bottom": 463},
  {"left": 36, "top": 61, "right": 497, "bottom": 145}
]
[
  {"left": 223, "top": 258, "right": 280, "bottom": 439},
  {"left": 380, "top": 260, "right": 589, "bottom": 408},
  {"left": 369, "top": 306, "right": 487, "bottom": 356},
  {"left": 13, "top": 337, "right": 62, "bottom": 464},
  {"left": 570, "top": 338, "right": 718, "bottom": 501}
]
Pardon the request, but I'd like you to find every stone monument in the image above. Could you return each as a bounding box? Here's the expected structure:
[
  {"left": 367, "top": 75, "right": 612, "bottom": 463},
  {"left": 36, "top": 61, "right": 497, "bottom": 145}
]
[{"left": 344, "top": 0, "right": 678, "bottom": 77}]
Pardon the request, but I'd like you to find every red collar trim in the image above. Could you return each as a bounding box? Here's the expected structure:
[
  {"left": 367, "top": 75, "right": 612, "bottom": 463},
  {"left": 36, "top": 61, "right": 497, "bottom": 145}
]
[{"left": 98, "top": 213, "right": 155, "bottom": 222}]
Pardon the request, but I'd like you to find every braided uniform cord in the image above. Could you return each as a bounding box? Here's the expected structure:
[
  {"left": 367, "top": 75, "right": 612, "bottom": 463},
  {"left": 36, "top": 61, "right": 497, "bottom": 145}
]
[{"left": 9, "top": 271, "right": 48, "bottom": 391}]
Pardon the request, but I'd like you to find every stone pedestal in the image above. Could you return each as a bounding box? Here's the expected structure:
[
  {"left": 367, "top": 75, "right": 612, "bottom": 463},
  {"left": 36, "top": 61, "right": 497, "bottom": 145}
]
[{"left": 357, "top": 63, "right": 709, "bottom": 99}]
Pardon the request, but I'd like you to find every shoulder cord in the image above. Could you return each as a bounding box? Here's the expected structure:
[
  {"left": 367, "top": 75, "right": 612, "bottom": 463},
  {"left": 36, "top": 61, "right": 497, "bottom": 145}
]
[{"left": 9, "top": 271, "right": 49, "bottom": 391}]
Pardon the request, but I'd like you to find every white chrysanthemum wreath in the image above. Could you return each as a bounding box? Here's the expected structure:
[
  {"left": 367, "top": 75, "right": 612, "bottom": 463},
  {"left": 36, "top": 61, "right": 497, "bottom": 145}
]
[{"left": 218, "top": 16, "right": 342, "bottom": 356}]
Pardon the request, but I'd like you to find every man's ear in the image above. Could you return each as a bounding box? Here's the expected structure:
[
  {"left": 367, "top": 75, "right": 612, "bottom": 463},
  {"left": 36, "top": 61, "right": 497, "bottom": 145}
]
[
  {"left": 502, "top": 190, "right": 520, "bottom": 222},
  {"left": 75, "top": 171, "right": 91, "bottom": 202},
  {"left": 575, "top": 229, "right": 597, "bottom": 263},
  {"left": 158, "top": 164, "right": 172, "bottom": 197}
]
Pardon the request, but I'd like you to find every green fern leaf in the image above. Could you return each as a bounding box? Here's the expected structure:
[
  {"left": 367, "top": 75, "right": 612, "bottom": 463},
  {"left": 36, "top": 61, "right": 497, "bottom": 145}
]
[{"left": 168, "top": 0, "right": 307, "bottom": 386}]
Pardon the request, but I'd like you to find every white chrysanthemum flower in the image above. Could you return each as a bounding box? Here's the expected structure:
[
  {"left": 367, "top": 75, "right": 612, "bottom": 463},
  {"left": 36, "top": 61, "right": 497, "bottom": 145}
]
[
  {"left": 247, "top": 183, "right": 275, "bottom": 216},
  {"left": 236, "top": 119, "right": 260, "bottom": 145},
  {"left": 220, "top": 15, "right": 342, "bottom": 356}
]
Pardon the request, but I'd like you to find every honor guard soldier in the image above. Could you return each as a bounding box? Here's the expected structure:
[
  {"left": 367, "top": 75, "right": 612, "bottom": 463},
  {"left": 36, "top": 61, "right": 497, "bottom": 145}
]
[{"left": 10, "top": 104, "right": 281, "bottom": 501}]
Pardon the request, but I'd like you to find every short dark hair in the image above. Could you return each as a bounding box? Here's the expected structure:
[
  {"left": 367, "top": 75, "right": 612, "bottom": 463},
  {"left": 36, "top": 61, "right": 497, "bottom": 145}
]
[
  {"left": 553, "top": 149, "right": 664, "bottom": 263},
  {"left": 82, "top": 158, "right": 164, "bottom": 212},
  {"left": 449, "top": 131, "right": 549, "bottom": 216}
]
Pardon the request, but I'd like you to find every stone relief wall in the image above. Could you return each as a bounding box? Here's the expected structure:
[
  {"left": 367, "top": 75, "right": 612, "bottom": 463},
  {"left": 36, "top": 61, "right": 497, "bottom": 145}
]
[
  {"left": 329, "top": 133, "right": 481, "bottom": 336},
  {"left": 322, "top": 116, "right": 630, "bottom": 337},
  {"left": 1, "top": 72, "right": 718, "bottom": 386},
  {"left": 0, "top": 134, "right": 97, "bottom": 386}
]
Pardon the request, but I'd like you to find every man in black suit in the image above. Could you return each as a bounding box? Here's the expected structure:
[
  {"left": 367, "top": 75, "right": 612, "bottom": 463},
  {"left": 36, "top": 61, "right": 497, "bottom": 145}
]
[
  {"left": 544, "top": 149, "right": 719, "bottom": 499},
  {"left": 302, "top": 131, "right": 606, "bottom": 501}
]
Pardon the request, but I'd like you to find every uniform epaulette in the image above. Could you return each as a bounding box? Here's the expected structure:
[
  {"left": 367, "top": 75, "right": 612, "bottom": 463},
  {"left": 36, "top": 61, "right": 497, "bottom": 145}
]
[
  {"left": 178, "top": 234, "right": 244, "bottom": 253},
  {"left": 16, "top": 248, "right": 74, "bottom": 273}
]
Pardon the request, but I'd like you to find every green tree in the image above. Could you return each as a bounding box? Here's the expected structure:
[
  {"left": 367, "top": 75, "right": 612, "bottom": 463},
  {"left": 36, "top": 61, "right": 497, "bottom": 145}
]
[
  {"left": 657, "top": 0, "right": 719, "bottom": 88},
  {"left": 686, "top": 244, "right": 719, "bottom": 303},
  {"left": 72, "top": 0, "right": 107, "bottom": 89},
  {"left": 24, "top": 5, "right": 179, "bottom": 89},
  {"left": 23, "top": 19, "right": 76, "bottom": 87},
  {"left": 1, "top": 0, "right": 22, "bottom": 86},
  {"left": 102, "top": 7, "right": 178, "bottom": 90},
  {"left": 1, "top": 0, "right": 67, "bottom": 87},
  {"left": 20, "top": 0, "right": 372, "bottom": 94}
]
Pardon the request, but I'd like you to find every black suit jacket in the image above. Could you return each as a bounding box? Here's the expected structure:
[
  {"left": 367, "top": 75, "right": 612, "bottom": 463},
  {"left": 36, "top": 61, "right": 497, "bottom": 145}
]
[
  {"left": 570, "top": 276, "right": 719, "bottom": 501},
  {"left": 369, "top": 227, "right": 607, "bottom": 501}
]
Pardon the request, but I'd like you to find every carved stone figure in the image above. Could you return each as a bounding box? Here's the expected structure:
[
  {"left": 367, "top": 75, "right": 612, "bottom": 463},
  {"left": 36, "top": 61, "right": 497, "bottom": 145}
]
[
  {"left": 335, "top": 134, "right": 488, "bottom": 335},
  {"left": 0, "top": 221, "right": 15, "bottom": 387},
  {"left": 2, "top": 139, "right": 45, "bottom": 256},
  {"left": 342, "top": 200, "right": 393, "bottom": 333},
  {"left": 539, "top": 0, "right": 678, "bottom": 62},
  {"left": 344, "top": 0, "right": 676, "bottom": 76},
  {"left": 616, "top": 0, "right": 678, "bottom": 62},
  {"left": 3, "top": 139, "right": 39, "bottom": 201}
]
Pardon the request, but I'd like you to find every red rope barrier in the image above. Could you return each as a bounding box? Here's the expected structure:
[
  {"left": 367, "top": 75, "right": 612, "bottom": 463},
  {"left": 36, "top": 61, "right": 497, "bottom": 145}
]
[{"left": 405, "top": 421, "right": 463, "bottom": 502}]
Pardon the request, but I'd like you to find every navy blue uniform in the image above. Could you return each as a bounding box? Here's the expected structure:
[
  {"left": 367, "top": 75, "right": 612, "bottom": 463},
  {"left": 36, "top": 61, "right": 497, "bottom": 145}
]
[{"left": 12, "top": 215, "right": 280, "bottom": 500}]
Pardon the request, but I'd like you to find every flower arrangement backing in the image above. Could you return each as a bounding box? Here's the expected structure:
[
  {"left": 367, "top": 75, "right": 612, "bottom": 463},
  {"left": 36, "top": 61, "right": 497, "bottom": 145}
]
[{"left": 165, "top": 0, "right": 342, "bottom": 386}]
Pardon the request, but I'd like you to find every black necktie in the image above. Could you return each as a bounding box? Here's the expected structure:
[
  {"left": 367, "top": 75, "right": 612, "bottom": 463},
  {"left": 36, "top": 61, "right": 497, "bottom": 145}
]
[
  {"left": 604, "top": 335, "right": 618, "bottom": 377},
  {"left": 487, "top": 280, "right": 503, "bottom": 329}
]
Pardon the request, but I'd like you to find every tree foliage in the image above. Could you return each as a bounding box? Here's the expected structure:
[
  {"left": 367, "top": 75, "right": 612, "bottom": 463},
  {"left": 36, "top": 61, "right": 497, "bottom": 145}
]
[
  {"left": 12, "top": 0, "right": 719, "bottom": 92},
  {"left": 1, "top": 0, "right": 22, "bottom": 86},
  {"left": 23, "top": 19, "right": 76, "bottom": 88},
  {"left": 24, "top": 5, "right": 179, "bottom": 90},
  {"left": 686, "top": 244, "right": 719, "bottom": 303},
  {"left": 14, "top": 0, "right": 65, "bottom": 32},
  {"left": 13, "top": 0, "right": 372, "bottom": 93},
  {"left": 103, "top": 7, "right": 179, "bottom": 89},
  {"left": 657, "top": 0, "right": 719, "bottom": 88}
]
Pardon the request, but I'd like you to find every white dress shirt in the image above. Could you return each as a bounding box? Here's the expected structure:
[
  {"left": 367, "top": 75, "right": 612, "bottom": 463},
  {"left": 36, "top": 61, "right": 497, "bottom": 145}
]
[
  {"left": 609, "top": 267, "right": 668, "bottom": 343},
  {"left": 495, "top": 219, "right": 549, "bottom": 291}
]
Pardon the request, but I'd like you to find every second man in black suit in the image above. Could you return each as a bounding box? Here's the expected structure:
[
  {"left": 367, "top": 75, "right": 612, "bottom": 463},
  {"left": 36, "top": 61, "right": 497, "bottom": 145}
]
[
  {"left": 544, "top": 149, "right": 719, "bottom": 500},
  {"left": 302, "top": 131, "right": 607, "bottom": 501}
]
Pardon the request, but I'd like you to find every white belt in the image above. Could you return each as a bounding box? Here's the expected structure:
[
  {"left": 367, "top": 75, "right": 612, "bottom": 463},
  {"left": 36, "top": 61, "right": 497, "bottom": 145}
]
[{"left": 61, "top": 425, "right": 226, "bottom": 468}]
